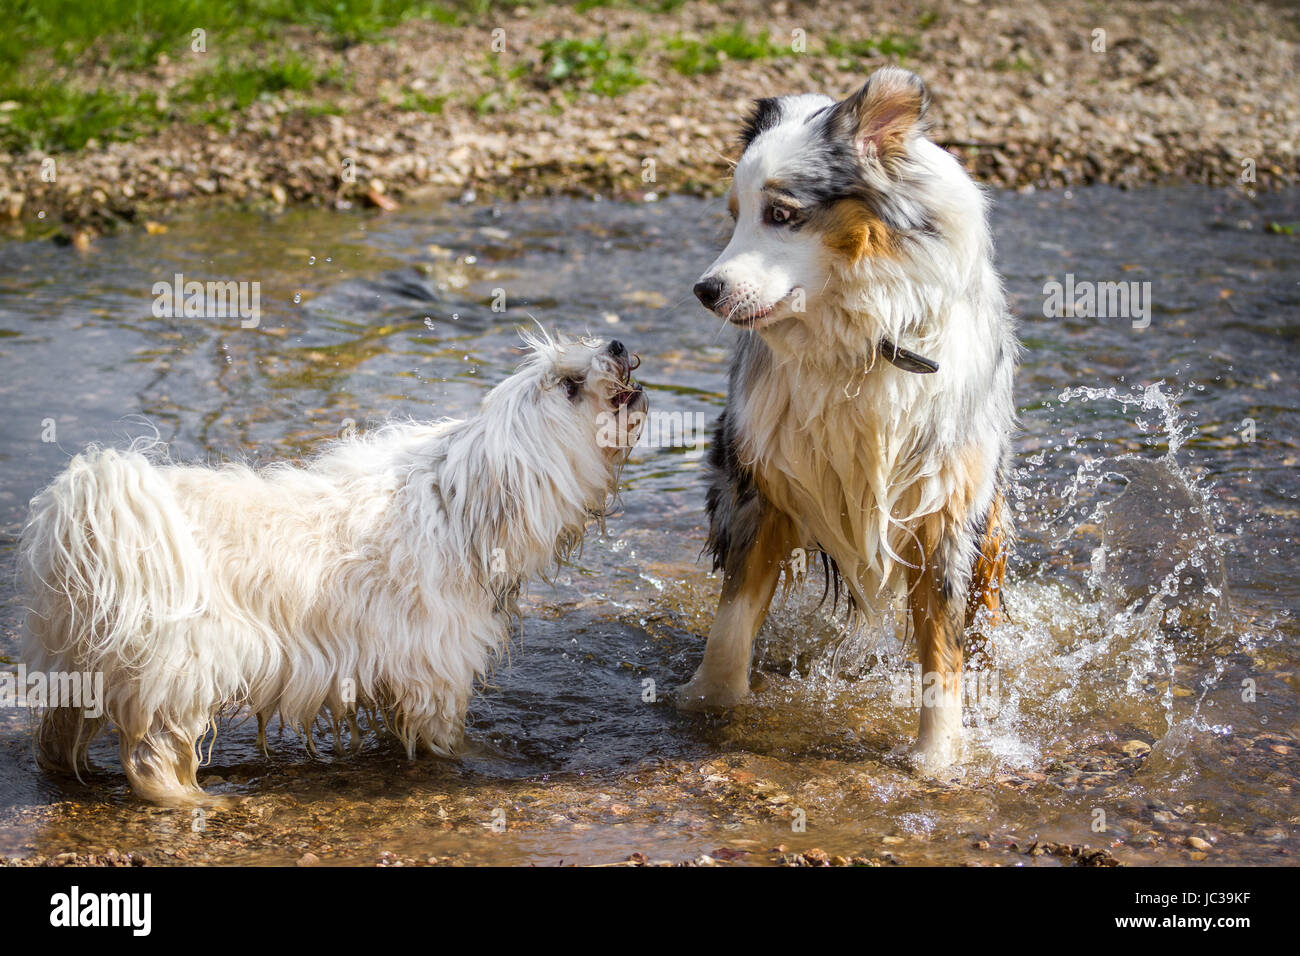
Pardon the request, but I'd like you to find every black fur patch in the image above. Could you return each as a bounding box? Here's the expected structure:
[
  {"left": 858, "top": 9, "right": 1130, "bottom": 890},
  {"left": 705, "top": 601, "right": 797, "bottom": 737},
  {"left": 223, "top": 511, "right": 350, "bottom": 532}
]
[
  {"left": 964, "top": 468, "right": 1012, "bottom": 616},
  {"left": 818, "top": 550, "right": 848, "bottom": 615},
  {"left": 703, "top": 408, "right": 763, "bottom": 574},
  {"left": 793, "top": 124, "right": 936, "bottom": 237},
  {"left": 739, "top": 97, "right": 783, "bottom": 150}
]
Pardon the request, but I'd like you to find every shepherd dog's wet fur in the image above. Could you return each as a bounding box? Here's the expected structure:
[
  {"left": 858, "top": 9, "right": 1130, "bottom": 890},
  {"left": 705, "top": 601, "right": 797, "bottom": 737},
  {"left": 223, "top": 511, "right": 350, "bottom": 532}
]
[{"left": 680, "top": 67, "right": 1018, "bottom": 772}]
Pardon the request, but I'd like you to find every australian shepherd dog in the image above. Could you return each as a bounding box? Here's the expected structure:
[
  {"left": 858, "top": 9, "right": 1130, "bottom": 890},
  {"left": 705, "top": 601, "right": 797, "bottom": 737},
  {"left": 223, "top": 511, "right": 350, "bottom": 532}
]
[
  {"left": 679, "top": 67, "right": 1018, "bottom": 771},
  {"left": 21, "top": 332, "right": 645, "bottom": 804}
]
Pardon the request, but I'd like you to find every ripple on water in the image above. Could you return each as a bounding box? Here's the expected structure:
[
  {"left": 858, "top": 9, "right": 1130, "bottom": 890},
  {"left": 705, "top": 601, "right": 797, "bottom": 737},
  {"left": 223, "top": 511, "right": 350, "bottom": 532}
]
[{"left": 0, "top": 187, "right": 1296, "bottom": 865}]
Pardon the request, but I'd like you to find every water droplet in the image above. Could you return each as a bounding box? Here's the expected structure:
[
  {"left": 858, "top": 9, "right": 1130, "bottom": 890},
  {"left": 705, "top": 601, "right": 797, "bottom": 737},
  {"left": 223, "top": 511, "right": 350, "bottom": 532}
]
[
  {"left": 308, "top": 256, "right": 316, "bottom": 265},
  {"left": 293, "top": 293, "right": 302, "bottom": 304}
]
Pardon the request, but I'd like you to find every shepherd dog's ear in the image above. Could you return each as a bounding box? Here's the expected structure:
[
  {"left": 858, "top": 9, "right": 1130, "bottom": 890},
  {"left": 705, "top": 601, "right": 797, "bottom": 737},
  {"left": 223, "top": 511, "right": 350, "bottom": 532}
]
[{"left": 828, "top": 67, "right": 930, "bottom": 172}]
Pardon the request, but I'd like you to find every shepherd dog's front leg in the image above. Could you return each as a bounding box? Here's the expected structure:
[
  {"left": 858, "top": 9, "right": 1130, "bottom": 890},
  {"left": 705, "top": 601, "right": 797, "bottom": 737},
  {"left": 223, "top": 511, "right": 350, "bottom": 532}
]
[
  {"left": 679, "top": 500, "right": 796, "bottom": 709},
  {"left": 908, "top": 489, "right": 1012, "bottom": 771},
  {"left": 906, "top": 521, "right": 968, "bottom": 771}
]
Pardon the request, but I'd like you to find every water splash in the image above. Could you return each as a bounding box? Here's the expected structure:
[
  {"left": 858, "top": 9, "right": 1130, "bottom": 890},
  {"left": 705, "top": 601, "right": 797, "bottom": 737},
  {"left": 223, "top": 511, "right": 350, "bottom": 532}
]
[{"left": 749, "top": 381, "right": 1266, "bottom": 778}]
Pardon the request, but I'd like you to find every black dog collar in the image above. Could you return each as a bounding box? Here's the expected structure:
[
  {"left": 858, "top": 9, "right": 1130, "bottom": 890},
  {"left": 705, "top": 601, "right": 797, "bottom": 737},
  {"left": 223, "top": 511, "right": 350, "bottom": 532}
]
[{"left": 878, "top": 338, "right": 939, "bottom": 374}]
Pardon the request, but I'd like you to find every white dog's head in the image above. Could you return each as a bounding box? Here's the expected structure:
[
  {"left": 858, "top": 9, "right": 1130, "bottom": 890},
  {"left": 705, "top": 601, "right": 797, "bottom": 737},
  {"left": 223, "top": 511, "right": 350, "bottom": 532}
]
[
  {"left": 447, "top": 331, "right": 646, "bottom": 588},
  {"left": 694, "top": 67, "right": 988, "bottom": 347},
  {"left": 498, "top": 329, "right": 647, "bottom": 472}
]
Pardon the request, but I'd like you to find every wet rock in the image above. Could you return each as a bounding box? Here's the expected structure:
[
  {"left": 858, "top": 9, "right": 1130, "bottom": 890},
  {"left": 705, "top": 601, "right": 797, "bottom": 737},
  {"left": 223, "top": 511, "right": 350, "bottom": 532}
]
[
  {"left": 1025, "top": 842, "right": 1122, "bottom": 867},
  {"left": 710, "top": 847, "right": 749, "bottom": 861}
]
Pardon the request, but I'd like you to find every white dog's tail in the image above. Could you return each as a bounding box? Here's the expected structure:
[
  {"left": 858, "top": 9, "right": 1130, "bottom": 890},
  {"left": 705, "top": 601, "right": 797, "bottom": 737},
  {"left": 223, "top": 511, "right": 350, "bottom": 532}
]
[{"left": 20, "top": 444, "right": 206, "bottom": 774}]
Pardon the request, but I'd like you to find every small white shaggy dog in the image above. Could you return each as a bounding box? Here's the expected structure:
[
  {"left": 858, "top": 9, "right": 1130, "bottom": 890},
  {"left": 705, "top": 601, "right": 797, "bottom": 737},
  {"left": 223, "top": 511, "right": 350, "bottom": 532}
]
[{"left": 21, "top": 332, "right": 645, "bottom": 805}]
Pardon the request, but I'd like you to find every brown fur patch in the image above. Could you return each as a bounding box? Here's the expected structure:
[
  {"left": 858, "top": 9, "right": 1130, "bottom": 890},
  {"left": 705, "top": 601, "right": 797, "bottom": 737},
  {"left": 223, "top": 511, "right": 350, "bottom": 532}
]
[
  {"left": 965, "top": 492, "right": 1009, "bottom": 668},
  {"left": 841, "top": 69, "right": 928, "bottom": 165},
  {"left": 725, "top": 504, "right": 797, "bottom": 603},
  {"left": 904, "top": 527, "right": 964, "bottom": 699},
  {"left": 859, "top": 89, "right": 923, "bottom": 160},
  {"left": 818, "top": 199, "right": 896, "bottom": 262}
]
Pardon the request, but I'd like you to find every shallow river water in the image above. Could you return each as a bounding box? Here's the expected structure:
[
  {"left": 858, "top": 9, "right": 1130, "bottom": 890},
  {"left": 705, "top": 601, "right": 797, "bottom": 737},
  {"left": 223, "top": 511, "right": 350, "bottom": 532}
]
[{"left": 0, "top": 186, "right": 1296, "bottom": 866}]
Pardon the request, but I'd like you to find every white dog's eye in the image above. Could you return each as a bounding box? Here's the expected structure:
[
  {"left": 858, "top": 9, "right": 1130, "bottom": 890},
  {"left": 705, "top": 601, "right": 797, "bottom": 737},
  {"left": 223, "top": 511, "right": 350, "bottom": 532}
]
[{"left": 562, "top": 376, "right": 584, "bottom": 400}]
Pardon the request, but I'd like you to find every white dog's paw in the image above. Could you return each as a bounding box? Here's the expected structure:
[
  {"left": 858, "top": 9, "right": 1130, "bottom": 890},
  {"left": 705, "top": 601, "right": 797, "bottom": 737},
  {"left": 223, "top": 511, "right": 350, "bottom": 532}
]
[{"left": 675, "top": 674, "right": 750, "bottom": 712}]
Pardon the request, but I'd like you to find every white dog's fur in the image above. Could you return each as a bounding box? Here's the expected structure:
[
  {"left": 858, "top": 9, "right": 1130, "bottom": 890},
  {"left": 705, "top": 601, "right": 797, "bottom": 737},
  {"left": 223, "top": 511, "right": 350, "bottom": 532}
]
[{"left": 21, "top": 331, "right": 644, "bottom": 805}]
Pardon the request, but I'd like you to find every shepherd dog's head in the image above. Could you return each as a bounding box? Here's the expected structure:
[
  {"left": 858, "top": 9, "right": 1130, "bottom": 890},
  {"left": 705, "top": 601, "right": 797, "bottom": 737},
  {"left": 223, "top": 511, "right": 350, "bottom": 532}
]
[{"left": 694, "top": 67, "right": 990, "bottom": 341}]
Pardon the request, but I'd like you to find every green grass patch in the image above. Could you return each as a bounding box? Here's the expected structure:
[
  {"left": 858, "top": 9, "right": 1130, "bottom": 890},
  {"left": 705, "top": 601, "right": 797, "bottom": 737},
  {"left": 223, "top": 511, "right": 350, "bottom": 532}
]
[
  {"left": 666, "top": 25, "right": 786, "bottom": 76},
  {"left": 0, "top": 54, "right": 338, "bottom": 153},
  {"left": 297, "top": 101, "right": 346, "bottom": 117},
  {"left": 0, "top": 84, "right": 164, "bottom": 153},
  {"left": 823, "top": 34, "right": 919, "bottom": 61},
  {"left": 178, "top": 55, "right": 338, "bottom": 129},
  {"left": 0, "top": 0, "right": 513, "bottom": 154},
  {"left": 0, "top": 0, "right": 502, "bottom": 72},
  {"left": 472, "top": 88, "right": 517, "bottom": 115},
  {"left": 992, "top": 52, "right": 1037, "bottom": 72},
  {"left": 475, "top": 51, "right": 528, "bottom": 112},
  {"left": 399, "top": 90, "right": 449, "bottom": 113},
  {"left": 536, "top": 36, "right": 645, "bottom": 98},
  {"left": 182, "top": 55, "right": 331, "bottom": 111}
]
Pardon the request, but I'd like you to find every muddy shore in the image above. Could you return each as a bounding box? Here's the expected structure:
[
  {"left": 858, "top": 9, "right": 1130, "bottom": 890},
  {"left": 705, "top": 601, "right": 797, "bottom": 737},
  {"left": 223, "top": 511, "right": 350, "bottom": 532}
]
[
  {"left": 0, "top": 716, "right": 1292, "bottom": 867},
  {"left": 0, "top": 0, "right": 1296, "bottom": 237}
]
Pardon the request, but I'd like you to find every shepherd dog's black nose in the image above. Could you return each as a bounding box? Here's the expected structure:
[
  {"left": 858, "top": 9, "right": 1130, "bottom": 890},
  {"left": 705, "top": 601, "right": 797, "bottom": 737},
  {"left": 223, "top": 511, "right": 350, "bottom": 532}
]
[
  {"left": 693, "top": 277, "right": 724, "bottom": 311},
  {"left": 607, "top": 340, "right": 626, "bottom": 357}
]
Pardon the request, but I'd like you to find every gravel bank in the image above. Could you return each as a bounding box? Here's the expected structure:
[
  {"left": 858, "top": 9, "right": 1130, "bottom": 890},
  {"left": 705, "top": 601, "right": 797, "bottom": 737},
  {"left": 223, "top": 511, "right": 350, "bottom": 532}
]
[{"left": 1, "top": 0, "right": 1296, "bottom": 237}]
